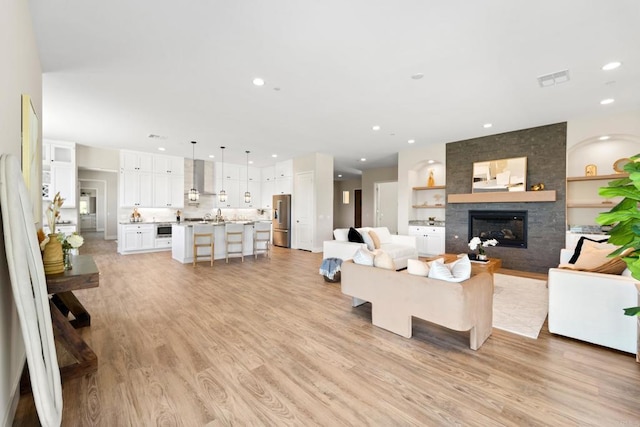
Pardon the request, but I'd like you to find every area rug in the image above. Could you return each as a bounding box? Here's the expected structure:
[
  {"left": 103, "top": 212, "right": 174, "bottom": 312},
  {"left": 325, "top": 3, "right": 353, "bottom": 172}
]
[{"left": 492, "top": 273, "right": 548, "bottom": 339}]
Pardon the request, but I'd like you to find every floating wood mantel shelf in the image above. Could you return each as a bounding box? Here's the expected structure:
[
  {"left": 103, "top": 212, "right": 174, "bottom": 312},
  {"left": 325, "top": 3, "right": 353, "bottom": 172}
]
[{"left": 447, "top": 190, "right": 556, "bottom": 204}]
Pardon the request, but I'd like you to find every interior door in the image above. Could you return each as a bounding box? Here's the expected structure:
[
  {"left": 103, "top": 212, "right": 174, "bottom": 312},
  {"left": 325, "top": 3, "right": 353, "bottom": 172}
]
[
  {"left": 294, "top": 171, "right": 314, "bottom": 251},
  {"left": 375, "top": 181, "right": 398, "bottom": 234}
]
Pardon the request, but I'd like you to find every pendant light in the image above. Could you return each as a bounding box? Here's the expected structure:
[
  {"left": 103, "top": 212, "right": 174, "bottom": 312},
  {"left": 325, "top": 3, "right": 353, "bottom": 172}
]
[
  {"left": 244, "top": 150, "right": 251, "bottom": 204},
  {"left": 218, "top": 146, "right": 227, "bottom": 203},
  {"left": 188, "top": 141, "right": 199, "bottom": 202}
]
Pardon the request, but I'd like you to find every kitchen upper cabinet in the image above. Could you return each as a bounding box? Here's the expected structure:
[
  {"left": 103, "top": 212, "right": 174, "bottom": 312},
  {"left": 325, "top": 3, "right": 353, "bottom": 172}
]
[
  {"left": 275, "top": 176, "right": 292, "bottom": 195},
  {"left": 261, "top": 180, "right": 275, "bottom": 208},
  {"left": 154, "top": 174, "right": 184, "bottom": 208},
  {"left": 153, "top": 155, "right": 184, "bottom": 175},
  {"left": 215, "top": 162, "right": 240, "bottom": 181},
  {"left": 241, "top": 181, "right": 262, "bottom": 208},
  {"left": 121, "top": 151, "right": 154, "bottom": 172},
  {"left": 238, "top": 165, "right": 261, "bottom": 183},
  {"left": 42, "top": 141, "right": 76, "bottom": 206},
  {"left": 215, "top": 179, "right": 240, "bottom": 208},
  {"left": 275, "top": 159, "right": 293, "bottom": 178},
  {"left": 261, "top": 166, "right": 276, "bottom": 182},
  {"left": 50, "top": 164, "right": 77, "bottom": 206},
  {"left": 120, "top": 170, "right": 153, "bottom": 207},
  {"left": 43, "top": 141, "right": 74, "bottom": 165}
]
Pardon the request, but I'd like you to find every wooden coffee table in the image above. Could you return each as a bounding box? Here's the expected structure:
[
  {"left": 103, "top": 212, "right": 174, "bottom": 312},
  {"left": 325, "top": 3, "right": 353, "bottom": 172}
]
[{"left": 424, "top": 253, "right": 502, "bottom": 276}]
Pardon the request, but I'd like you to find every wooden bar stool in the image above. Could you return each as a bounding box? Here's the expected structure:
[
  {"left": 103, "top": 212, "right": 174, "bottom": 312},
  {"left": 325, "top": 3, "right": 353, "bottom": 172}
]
[
  {"left": 193, "top": 226, "right": 214, "bottom": 267},
  {"left": 253, "top": 222, "right": 271, "bottom": 259},
  {"left": 225, "top": 223, "right": 244, "bottom": 263}
]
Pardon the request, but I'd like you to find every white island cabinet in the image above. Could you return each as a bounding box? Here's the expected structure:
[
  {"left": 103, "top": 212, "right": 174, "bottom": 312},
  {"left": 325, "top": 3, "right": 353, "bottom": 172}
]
[{"left": 172, "top": 222, "right": 267, "bottom": 263}]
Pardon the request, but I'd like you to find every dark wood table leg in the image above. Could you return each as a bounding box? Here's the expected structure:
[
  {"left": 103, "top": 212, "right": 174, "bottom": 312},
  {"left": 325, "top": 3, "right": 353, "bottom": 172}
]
[{"left": 56, "top": 291, "right": 92, "bottom": 328}]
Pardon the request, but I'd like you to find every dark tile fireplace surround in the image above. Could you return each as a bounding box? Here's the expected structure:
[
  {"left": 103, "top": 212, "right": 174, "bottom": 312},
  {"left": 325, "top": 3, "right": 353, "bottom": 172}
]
[{"left": 445, "top": 123, "right": 567, "bottom": 274}]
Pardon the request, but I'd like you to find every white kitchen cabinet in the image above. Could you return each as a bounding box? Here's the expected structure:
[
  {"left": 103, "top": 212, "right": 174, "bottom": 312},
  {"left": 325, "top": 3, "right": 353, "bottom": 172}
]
[
  {"left": 43, "top": 141, "right": 74, "bottom": 165},
  {"left": 408, "top": 226, "right": 445, "bottom": 256},
  {"left": 241, "top": 181, "right": 262, "bottom": 208},
  {"left": 216, "top": 162, "right": 240, "bottom": 181},
  {"left": 153, "top": 155, "right": 184, "bottom": 175},
  {"left": 275, "top": 176, "right": 292, "bottom": 195},
  {"left": 261, "top": 180, "right": 275, "bottom": 208},
  {"left": 49, "top": 163, "right": 77, "bottom": 207},
  {"left": 216, "top": 179, "right": 240, "bottom": 208},
  {"left": 121, "top": 224, "right": 155, "bottom": 252},
  {"left": 121, "top": 151, "right": 154, "bottom": 172},
  {"left": 239, "top": 165, "right": 261, "bottom": 183},
  {"left": 261, "top": 166, "right": 276, "bottom": 182},
  {"left": 42, "top": 141, "right": 77, "bottom": 206},
  {"left": 154, "top": 174, "right": 184, "bottom": 208},
  {"left": 275, "top": 159, "right": 293, "bottom": 178},
  {"left": 120, "top": 170, "right": 153, "bottom": 207}
]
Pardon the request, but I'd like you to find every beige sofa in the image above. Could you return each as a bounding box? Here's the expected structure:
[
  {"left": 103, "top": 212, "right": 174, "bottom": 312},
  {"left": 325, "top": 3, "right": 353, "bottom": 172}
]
[{"left": 341, "top": 260, "right": 494, "bottom": 350}]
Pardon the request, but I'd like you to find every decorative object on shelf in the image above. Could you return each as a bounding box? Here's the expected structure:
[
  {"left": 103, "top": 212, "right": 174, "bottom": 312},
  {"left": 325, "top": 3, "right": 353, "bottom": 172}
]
[
  {"left": 219, "top": 146, "right": 227, "bottom": 203},
  {"left": 188, "top": 141, "right": 199, "bottom": 203},
  {"left": 428, "top": 216, "right": 436, "bottom": 225},
  {"left": 585, "top": 164, "right": 597, "bottom": 176},
  {"left": 530, "top": 182, "right": 545, "bottom": 191},
  {"left": 59, "top": 232, "right": 84, "bottom": 270},
  {"left": 42, "top": 234, "right": 65, "bottom": 275},
  {"left": 468, "top": 236, "right": 498, "bottom": 261},
  {"left": 427, "top": 169, "right": 435, "bottom": 187},
  {"left": 613, "top": 158, "right": 630, "bottom": 173},
  {"left": 130, "top": 207, "right": 141, "bottom": 222},
  {"left": 244, "top": 150, "right": 251, "bottom": 204},
  {"left": 45, "top": 191, "right": 64, "bottom": 234},
  {"left": 433, "top": 194, "right": 443, "bottom": 206},
  {"left": 596, "top": 153, "right": 640, "bottom": 319}
]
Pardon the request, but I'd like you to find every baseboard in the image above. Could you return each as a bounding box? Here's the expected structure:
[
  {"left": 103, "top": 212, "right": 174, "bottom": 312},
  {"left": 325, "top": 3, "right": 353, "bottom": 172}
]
[{"left": 106, "top": 234, "right": 117, "bottom": 240}]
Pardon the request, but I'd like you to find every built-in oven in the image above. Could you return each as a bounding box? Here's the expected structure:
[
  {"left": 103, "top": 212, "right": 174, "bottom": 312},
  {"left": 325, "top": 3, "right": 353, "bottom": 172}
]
[{"left": 156, "top": 223, "right": 172, "bottom": 238}]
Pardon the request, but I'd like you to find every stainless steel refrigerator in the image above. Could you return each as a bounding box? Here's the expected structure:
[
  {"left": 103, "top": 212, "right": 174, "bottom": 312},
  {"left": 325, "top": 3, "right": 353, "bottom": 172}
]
[{"left": 272, "top": 194, "right": 291, "bottom": 248}]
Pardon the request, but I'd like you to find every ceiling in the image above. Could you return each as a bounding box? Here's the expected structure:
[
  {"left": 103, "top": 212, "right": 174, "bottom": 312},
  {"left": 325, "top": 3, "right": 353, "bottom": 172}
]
[{"left": 28, "top": 1, "right": 640, "bottom": 179}]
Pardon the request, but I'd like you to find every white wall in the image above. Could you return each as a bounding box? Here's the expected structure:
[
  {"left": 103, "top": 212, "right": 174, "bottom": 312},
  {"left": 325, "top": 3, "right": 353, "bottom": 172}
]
[
  {"left": 76, "top": 144, "right": 119, "bottom": 172},
  {"left": 361, "top": 167, "right": 398, "bottom": 228},
  {"left": 0, "top": 2, "right": 42, "bottom": 425},
  {"left": 333, "top": 179, "right": 361, "bottom": 229}
]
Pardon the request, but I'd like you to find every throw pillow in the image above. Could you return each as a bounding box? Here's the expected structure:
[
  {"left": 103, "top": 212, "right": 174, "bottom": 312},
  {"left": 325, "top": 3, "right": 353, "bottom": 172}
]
[
  {"left": 333, "top": 228, "right": 349, "bottom": 242},
  {"left": 428, "top": 256, "right": 472, "bottom": 283},
  {"left": 348, "top": 227, "right": 365, "bottom": 244},
  {"left": 573, "top": 239, "right": 618, "bottom": 270},
  {"left": 560, "top": 246, "right": 632, "bottom": 275},
  {"left": 374, "top": 250, "right": 395, "bottom": 270},
  {"left": 359, "top": 228, "right": 375, "bottom": 250},
  {"left": 353, "top": 247, "right": 375, "bottom": 266},
  {"left": 568, "top": 236, "right": 609, "bottom": 264},
  {"left": 407, "top": 257, "right": 445, "bottom": 276},
  {"left": 369, "top": 230, "right": 381, "bottom": 249},
  {"left": 372, "top": 227, "right": 392, "bottom": 245}
]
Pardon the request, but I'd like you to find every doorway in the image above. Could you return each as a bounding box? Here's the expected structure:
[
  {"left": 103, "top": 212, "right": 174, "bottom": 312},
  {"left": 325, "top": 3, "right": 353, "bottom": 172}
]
[
  {"left": 375, "top": 181, "right": 398, "bottom": 234},
  {"left": 294, "top": 171, "right": 314, "bottom": 251},
  {"left": 354, "top": 189, "right": 362, "bottom": 228}
]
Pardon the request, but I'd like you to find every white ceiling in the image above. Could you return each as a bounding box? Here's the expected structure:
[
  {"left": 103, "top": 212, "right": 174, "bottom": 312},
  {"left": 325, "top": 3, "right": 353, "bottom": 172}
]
[{"left": 28, "top": 0, "right": 640, "bottom": 179}]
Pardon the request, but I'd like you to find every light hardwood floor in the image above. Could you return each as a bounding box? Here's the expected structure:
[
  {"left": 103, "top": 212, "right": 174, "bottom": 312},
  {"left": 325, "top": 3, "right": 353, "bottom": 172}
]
[{"left": 14, "top": 233, "right": 640, "bottom": 426}]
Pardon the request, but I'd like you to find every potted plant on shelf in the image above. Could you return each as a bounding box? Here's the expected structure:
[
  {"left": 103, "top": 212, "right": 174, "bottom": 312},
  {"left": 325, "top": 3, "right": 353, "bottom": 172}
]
[{"left": 596, "top": 153, "right": 640, "bottom": 316}]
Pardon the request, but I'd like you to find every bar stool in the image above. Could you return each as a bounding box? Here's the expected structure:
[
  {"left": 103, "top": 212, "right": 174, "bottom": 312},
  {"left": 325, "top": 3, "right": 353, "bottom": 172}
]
[
  {"left": 225, "top": 223, "right": 244, "bottom": 263},
  {"left": 253, "top": 222, "right": 271, "bottom": 259},
  {"left": 193, "top": 225, "right": 214, "bottom": 267}
]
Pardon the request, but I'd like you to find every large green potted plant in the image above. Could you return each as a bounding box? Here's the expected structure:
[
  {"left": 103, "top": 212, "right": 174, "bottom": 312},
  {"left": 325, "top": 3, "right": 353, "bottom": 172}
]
[{"left": 596, "top": 153, "right": 640, "bottom": 316}]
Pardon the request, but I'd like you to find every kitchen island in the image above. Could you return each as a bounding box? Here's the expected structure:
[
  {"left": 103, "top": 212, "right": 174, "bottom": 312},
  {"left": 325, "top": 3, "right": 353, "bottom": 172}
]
[{"left": 172, "top": 221, "right": 271, "bottom": 263}]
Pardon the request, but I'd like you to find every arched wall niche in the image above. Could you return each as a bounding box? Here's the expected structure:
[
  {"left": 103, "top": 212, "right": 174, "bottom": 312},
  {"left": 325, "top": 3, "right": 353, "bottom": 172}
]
[{"left": 567, "top": 133, "right": 640, "bottom": 177}]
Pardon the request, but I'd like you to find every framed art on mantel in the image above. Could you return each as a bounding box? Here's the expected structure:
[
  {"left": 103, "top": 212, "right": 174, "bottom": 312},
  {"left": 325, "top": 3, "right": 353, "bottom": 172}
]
[{"left": 21, "top": 94, "right": 40, "bottom": 221}]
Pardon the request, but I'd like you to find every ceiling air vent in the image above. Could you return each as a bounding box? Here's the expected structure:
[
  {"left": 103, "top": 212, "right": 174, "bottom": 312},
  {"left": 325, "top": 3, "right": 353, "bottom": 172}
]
[{"left": 537, "top": 69, "right": 570, "bottom": 88}]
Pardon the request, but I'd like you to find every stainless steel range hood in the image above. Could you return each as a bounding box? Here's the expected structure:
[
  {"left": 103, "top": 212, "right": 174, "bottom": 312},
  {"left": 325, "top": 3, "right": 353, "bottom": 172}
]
[{"left": 184, "top": 159, "right": 215, "bottom": 197}]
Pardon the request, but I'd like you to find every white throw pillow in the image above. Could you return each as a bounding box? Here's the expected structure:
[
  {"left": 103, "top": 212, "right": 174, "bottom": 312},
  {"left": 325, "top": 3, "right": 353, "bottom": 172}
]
[
  {"left": 372, "top": 227, "right": 392, "bottom": 245},
  {"left": 353, "top": 247, "right": 375, "bottom": 266},
  {"left": 358, "top": 227, "right": 374, "bottom": 250},
  {"left": 374, "top": 250, "right": 395, "bottom": 270},
  {"left": 407, "top": 257, "right": 445, "bottom": 276},
  {"left": 428, "top": 255, "right": 471, "bottom": 283},
  {"left": 333, "top": 228, "right": 349, "bottom": 242}
]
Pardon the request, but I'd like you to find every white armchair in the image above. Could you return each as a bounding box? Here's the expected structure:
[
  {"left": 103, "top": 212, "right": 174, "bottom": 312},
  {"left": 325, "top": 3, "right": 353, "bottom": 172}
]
[{"left": 548, "top": 249, "right": 638, "bottom": 354}]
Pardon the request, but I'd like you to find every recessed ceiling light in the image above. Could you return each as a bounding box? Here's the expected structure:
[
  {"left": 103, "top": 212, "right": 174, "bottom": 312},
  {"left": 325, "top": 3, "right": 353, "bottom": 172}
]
[
  {"left": 372, "top": 125, "right": 381, "bottom": 131},
  {"left": 408, "top": 139, "right": 415, "bottom": 144},
  {"left": 249, "top": 160, "right": 254, "bottom": 164},
  {"left": 272, "top": 154, "right": 278, "bottom": 158},
  {"left": 427, "top": 160, "right": 435, "bottom": 164},
  {"left": 411, "top": 73, "right": 424, "bottom": 80},
  {"left": 483, "top": 123, "right": 493, "bottom": 128},
  {"left": 158, "top": 147, "right": 166, "bottom": 151},
  {"left": 253, "top": 78, "right": 265, "bottom": 86},
  {"left": 600, "top": 98, "right": 615, "bottom": 105},
  {"left": 208, "top": 154, "right": 215, "bottom": 158},
  {"left": 599, "top": 135, "right": 611, "bottom": 141},
  {"left": 338, "top": 174, "right": 343, "bottom": 178},
  {"left": 360, "top": 158, "right": 366, "bottom": 162},
  {"left": 602, "top": 61, "right": 622, "bottom": 71}
]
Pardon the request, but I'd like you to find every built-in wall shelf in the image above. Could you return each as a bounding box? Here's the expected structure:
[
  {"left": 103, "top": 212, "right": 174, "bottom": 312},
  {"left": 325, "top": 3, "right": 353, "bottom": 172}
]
[
  {"left": 566, "top": 202, "right": 616, "bottom": 208},
  {"left": 447, "top": 190, "right": 557, "bottom": 204},
  {"left": 566, "top": 173, "right": 628, "bottom": 182},
  {"left": 412, "top": 205, "right": 446, "bottom": 209},
  {"left": 413, "top": 185, "right": 446, "bottom": 190}
]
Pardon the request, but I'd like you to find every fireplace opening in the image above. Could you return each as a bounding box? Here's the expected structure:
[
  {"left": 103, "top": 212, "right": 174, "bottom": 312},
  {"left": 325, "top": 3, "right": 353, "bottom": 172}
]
[{"left": 469, "top": 210, "right": 527, "bottom": 248}]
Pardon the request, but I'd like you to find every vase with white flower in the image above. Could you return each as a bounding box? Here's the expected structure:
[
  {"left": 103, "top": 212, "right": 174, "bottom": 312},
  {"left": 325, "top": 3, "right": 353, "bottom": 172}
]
[
  {"left": 59, "top": 232, "right": 84, "bottom": 270},
  {"left": 468, "top": 237, "right": 498, "bottom": 261}
]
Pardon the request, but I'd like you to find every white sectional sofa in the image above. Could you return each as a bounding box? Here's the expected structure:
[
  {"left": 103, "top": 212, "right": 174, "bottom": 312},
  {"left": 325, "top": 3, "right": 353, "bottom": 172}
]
[
  {"left": 548, "top": 248, "right": 638, "bottom": 354},
  {"left": 322, "top": 227, "right": 418, "bottom": 270}
]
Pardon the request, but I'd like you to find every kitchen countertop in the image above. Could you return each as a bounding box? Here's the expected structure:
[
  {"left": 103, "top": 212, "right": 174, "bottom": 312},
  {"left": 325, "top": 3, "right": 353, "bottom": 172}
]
[
  {"left": 409, "top": 220, "right": 445, "bottom": 227},
  {"left": 120, "top": 220, "right": 271, "bottom": 225}
]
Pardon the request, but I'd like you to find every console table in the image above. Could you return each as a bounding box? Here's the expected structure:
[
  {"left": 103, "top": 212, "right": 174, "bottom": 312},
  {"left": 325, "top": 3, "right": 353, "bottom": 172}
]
[{"left": 22, "top": 255, "right": 100, "bottom": 393}]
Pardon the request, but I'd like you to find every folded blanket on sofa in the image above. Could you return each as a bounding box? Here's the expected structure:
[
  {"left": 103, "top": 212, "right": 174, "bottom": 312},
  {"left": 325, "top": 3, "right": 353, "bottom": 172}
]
[{"left": 319, "top": 257, "right": 343, "bottom": 280}]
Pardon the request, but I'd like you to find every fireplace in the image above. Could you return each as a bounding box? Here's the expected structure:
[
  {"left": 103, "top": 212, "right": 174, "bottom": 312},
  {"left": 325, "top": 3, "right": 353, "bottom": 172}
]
[{"left": 469, "top": 210, "right": 527, "bottom": 248}]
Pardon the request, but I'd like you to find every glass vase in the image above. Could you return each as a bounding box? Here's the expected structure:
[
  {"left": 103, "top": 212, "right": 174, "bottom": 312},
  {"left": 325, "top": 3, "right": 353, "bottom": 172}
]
[{"left": 63, "top": 249, "right": 72, "bottom": 270}]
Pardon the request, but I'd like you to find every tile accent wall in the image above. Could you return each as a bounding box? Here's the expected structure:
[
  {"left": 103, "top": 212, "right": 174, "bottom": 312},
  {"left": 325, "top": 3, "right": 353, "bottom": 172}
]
[{"left": 445, "top": 123, "right": 567, "bottom": 273}]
